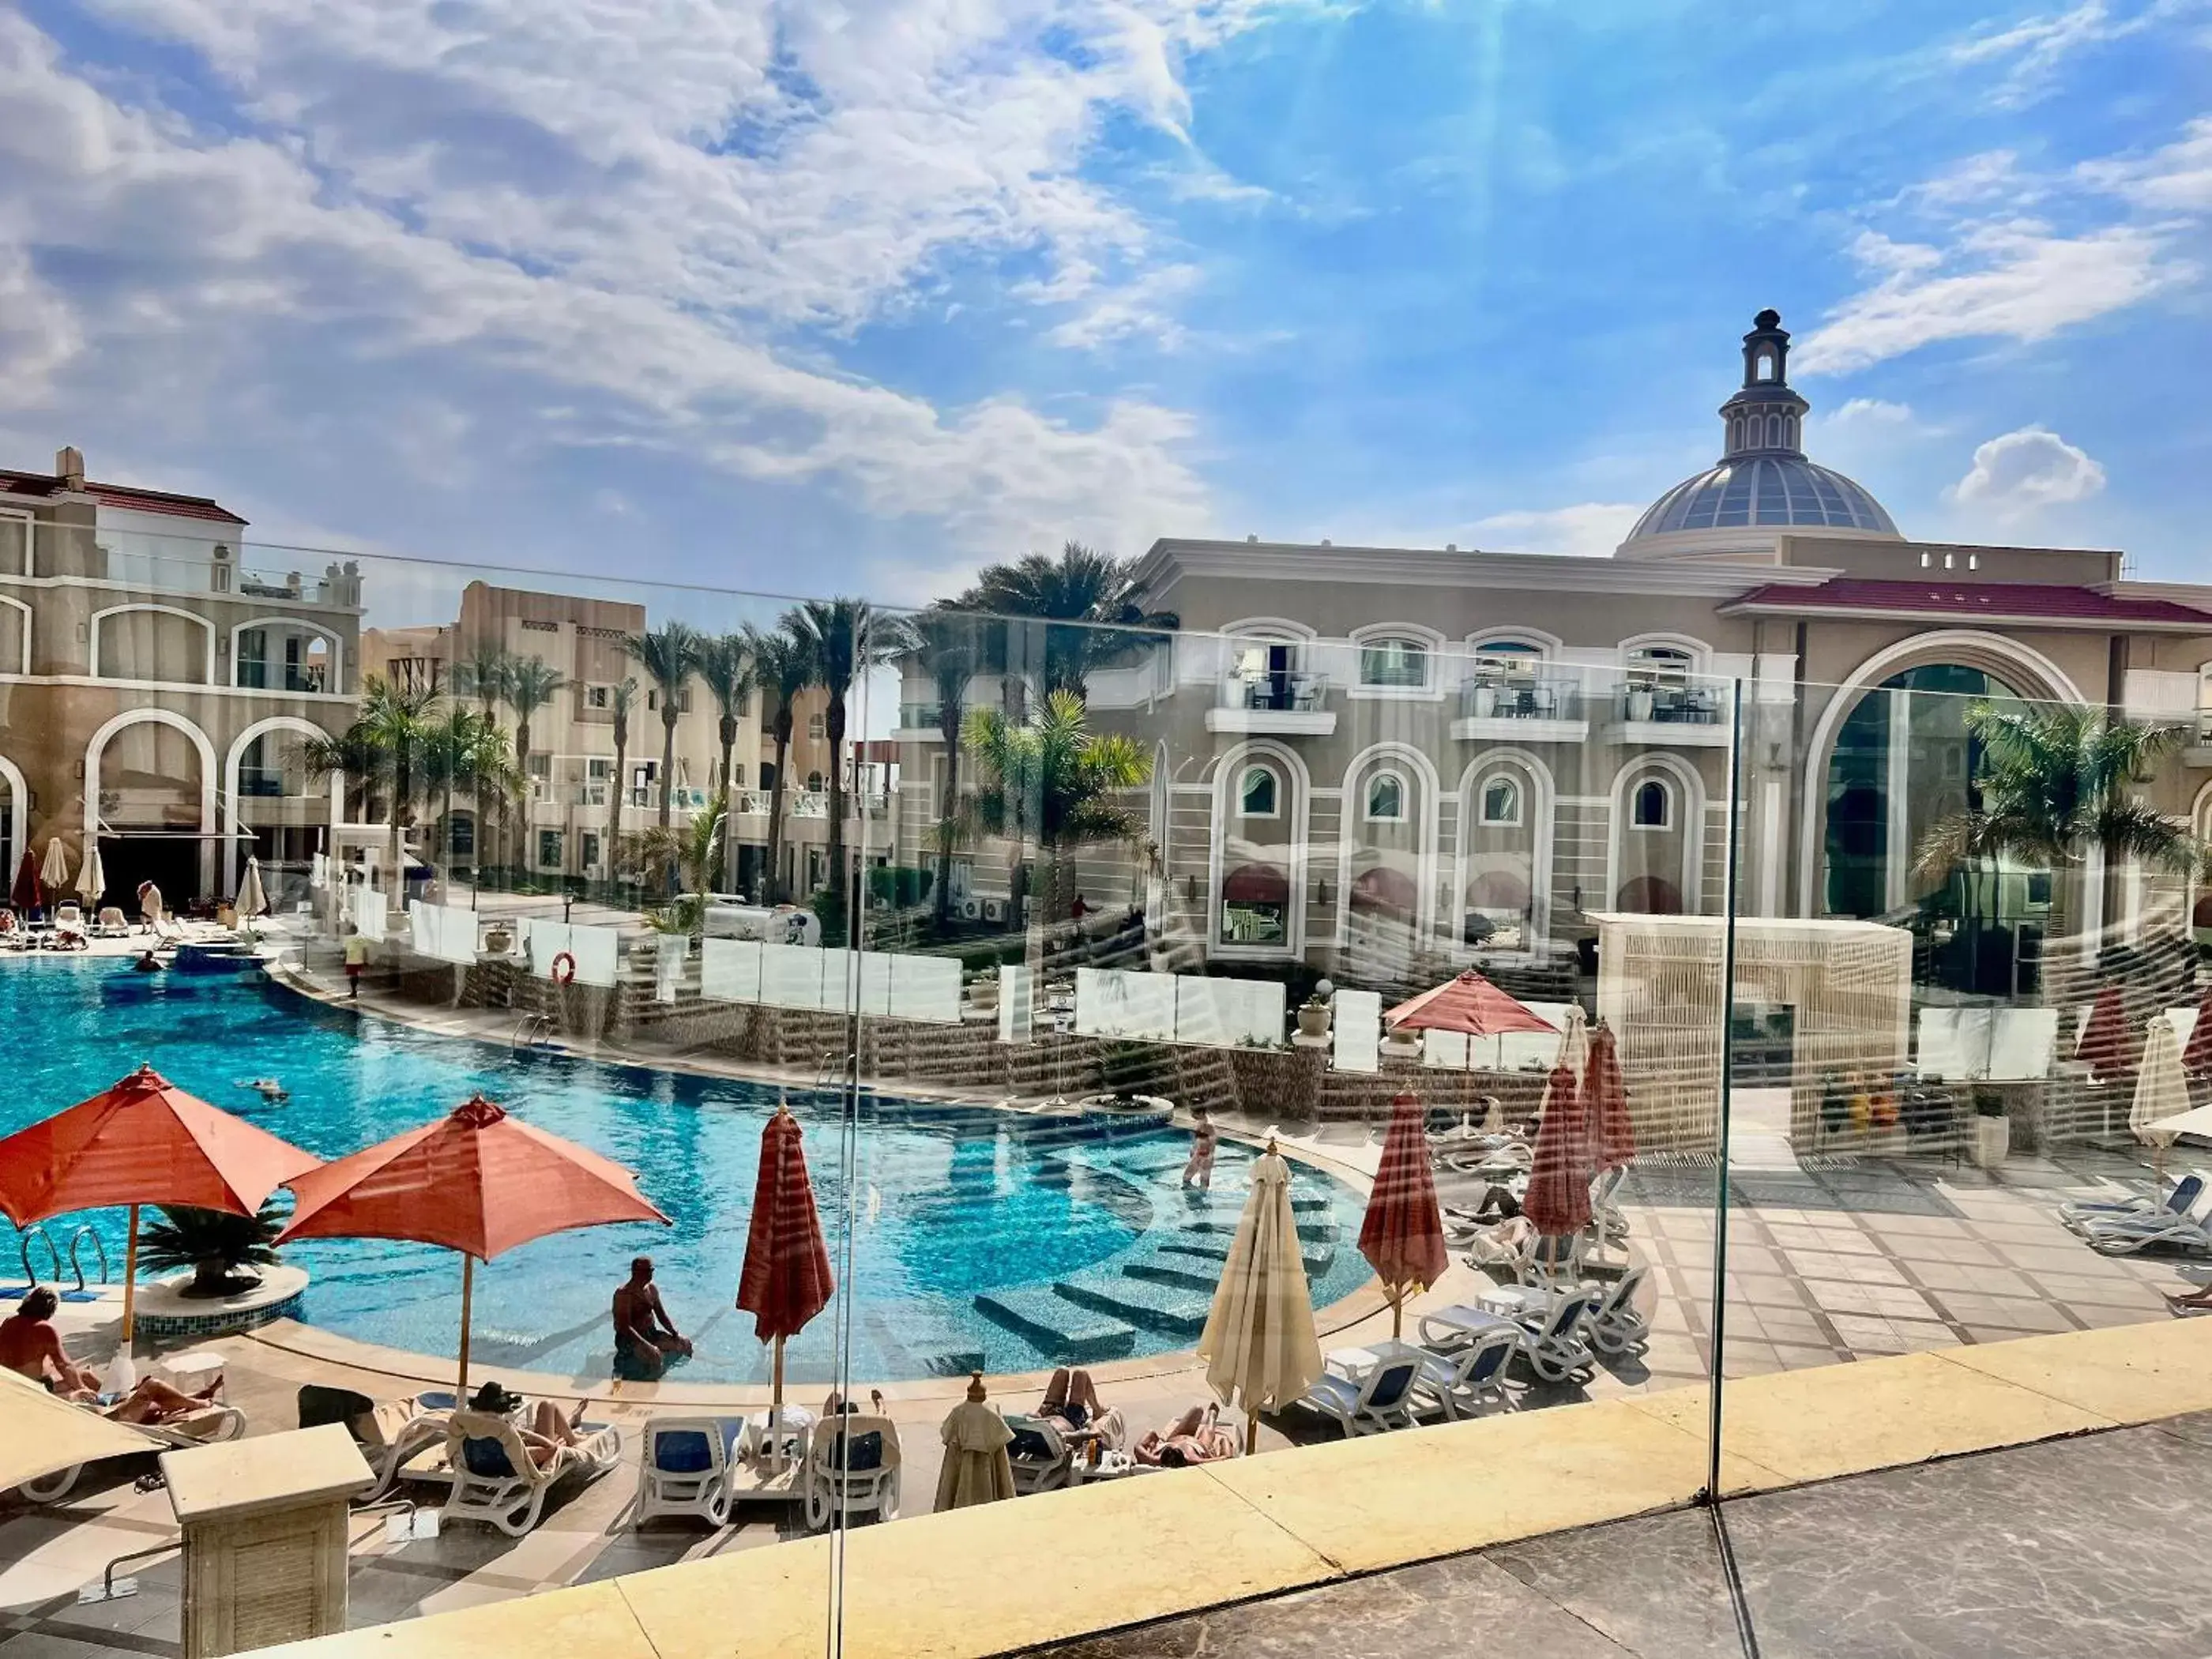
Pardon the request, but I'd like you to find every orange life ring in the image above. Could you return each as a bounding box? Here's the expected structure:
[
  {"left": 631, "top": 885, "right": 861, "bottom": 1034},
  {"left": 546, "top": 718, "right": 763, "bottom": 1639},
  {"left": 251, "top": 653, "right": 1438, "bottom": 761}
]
[{"left": 550, "top": 950, "right": 577, "bottom": 987}]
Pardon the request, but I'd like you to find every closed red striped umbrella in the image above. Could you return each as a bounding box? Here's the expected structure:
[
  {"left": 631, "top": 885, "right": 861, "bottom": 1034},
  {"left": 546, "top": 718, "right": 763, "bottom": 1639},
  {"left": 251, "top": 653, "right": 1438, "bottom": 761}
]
[
  {"left": 735, "top": 1104, "right": 834, "bottom": 1419},
  {"left": 9, "top": 847, "right": 40, "bottom": 913},
  {"left": 2076, "top": 984, "right": 2139, "bottom": 1084},
  {"left": 1522, "top": 1063, "right": 1592, "bottom": 1238},
  {"left": 1587, "top": 1023, "right": 1637, "bottom": 1171},
  {"left": 1357, "top": 1093, "right": 1448, "bottom": 1339},
  {"left": 2181, "top": 990, "right": 2212, "bottom": 1079}
]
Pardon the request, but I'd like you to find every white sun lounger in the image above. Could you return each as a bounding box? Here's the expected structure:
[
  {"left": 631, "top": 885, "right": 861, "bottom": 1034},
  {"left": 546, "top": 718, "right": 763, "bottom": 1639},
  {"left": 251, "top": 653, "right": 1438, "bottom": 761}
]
[
  {"left": 1296, "top": 1347, "right": 1424, "bottom": 1437},
  {"left": 443, "top": 1409, "right": 621, "bottom": 1537},
  {"left": 2075, "top": 1208, "right": 2212, "bottom": 1258},
  {"left": 1460, "top": 1282, "right": 1604, "bottom": 1382},
  {"left": 634, "top": 1416, "right": 747, "bottom": 1528},
  {"left": 296, "top": 1383, "right": 454, "bottom": 1503},
  {"left": 20, "top": 1397, "right": 247, "bottom": 1503},
  {"left": 801, "top": 1413, "right": 901, "bottom": 1529},
  {"left": 2061, "top": 1171, "right": 2205, "bottom": 1226},
  {"left": 1408, "top": 1324, "right": 1519, "bottom": 1420},
  {"left": 1005, "top": 1413, "right": 1079, "bottom": 1495}
]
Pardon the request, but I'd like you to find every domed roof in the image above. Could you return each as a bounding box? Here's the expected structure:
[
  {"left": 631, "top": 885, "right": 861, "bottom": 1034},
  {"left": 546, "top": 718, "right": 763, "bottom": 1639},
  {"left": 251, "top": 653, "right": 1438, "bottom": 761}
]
[
  {"left": 1617, "top": 308, "right": 1902, "bottom": 556},
  {"left": 1626, "top": 454, "right": 1898, "bottom": 541}
]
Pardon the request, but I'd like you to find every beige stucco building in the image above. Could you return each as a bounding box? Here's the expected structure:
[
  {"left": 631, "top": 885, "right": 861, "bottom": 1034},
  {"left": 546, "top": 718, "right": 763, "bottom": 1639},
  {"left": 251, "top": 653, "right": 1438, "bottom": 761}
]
[
  {"left": 362, "top": 582, "right": 841, "bottom": 894},
  {"left": 0, "top": 447, "right": 363, "bottom": 909},
  {"left": 893, "top": 312, "right": 2212, "bottom": 994}
]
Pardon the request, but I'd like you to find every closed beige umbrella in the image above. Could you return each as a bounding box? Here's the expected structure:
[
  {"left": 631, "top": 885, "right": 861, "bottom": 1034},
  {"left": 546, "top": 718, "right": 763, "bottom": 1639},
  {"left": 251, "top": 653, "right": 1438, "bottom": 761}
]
[
  {"left": 0, "top": 1366, "right": 158, "bottom": 1494},
  {"left": 236, "top": 857, "right": 269, "bottom": 935},
  {"left": 77, "top": 845, "right": 104, "bottom": 906},
  {"left": 934, "top": 1374, "right": 1015, "bottom": 1510},
  {"left": 1555, "top": 1001, "right": 1589, "bottom": 1077},
  {"left": 2131, "top": 1018, "right": 2191, "bottom": 1183},
  {"left": 40, "top": 838, "right": 71, "bottom": 897},
  {"left": 1196, "top": 1140, "right": 1323, "bottom": 1454}
]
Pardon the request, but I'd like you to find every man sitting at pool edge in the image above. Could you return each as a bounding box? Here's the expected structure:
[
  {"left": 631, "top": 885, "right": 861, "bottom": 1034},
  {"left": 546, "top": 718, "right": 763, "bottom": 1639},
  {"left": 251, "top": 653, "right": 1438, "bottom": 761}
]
[{"left": 611, "top": 1256, "right": 693, "bottom": 1379}]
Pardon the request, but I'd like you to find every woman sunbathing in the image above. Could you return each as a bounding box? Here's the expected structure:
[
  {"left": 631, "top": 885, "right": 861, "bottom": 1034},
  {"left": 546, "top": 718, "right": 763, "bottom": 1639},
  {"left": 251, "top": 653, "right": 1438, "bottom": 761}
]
[
  {"left": 1133, "top": 1403, "right": 1238, "bottom": 1467},
  {"left": 468, "top": 1381, "right": 585, "bottom": 1468},
  {"left": 1038, "top": 1367, "right": 1126, "bottom": 1450}
]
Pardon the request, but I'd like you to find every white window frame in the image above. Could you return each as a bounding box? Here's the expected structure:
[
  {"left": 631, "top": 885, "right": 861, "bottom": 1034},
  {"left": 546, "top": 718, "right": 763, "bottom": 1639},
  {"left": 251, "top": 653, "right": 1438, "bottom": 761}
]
[
  {"left": 1348, "top": 623, "right": 1443, "bottom": 700},
  {"left": 1239, "top": 763, "right": 1281, "bottom": 820},
  {"left": 1364, "top": 770, "right": 1407, "bottom": 822},
  {"left": 1477, "top": 774, "right": 1523, "bottom": 828},
  {"left": 0, "top": 508, "right": 32, "bottom": 577},
  {"left": 1630, "top": 776, "right": 1674, "bottom": 831}
]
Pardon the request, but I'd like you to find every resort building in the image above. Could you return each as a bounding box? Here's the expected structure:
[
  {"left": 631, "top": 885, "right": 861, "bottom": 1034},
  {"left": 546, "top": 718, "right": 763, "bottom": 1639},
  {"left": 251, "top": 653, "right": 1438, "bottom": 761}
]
[
  {"left": 362, "top": 582, "right": 841, "bottom": 894},
  {"left": 0, "top": 447, "right": 363, "bottom": 908},
  {"left": 893, "top": 312, "right": 2212, "bottom": 989}
]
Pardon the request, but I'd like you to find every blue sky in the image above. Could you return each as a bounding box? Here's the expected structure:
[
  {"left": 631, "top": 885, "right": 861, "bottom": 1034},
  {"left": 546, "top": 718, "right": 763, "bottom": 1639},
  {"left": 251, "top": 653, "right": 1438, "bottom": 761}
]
[{"left": 1, "top": 0, "right": 2206, "bottom": 628}]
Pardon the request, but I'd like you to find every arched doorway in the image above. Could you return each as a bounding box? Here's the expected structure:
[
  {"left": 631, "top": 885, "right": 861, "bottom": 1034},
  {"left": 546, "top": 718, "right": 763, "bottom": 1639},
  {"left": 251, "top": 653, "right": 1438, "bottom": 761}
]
[
  {"left": 1820, "top": 663, "right": 2042, "bottom": 994},
  {"left": 86, "top": 710, "right": 218, "bottom": 905},
  {"left": 1616, "top": 875, "right": 1682, "bottom": 914}
]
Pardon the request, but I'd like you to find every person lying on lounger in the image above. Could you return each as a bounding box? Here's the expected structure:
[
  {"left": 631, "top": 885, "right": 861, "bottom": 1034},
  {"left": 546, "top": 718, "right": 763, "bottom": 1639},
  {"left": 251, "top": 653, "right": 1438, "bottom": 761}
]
[
  {"left": 468, "top": 1381, "right": 585, "bottom": 1469},
  {"left": 0, "top": 1288, "right": 223, "bottom": 1424},
  {"left": 1132, "top": 1402, "right": 1238, "bottom": 1467},
  {"left": 1038, "top": 1366, "right": 1127, "bottom": 1450}
]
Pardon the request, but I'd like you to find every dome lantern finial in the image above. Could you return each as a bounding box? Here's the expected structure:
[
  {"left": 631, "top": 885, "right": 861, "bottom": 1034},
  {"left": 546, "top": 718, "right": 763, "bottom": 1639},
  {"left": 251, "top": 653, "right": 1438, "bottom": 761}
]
[{"left": 1718, "top": 307, "right": 1809, "bottom": 460}]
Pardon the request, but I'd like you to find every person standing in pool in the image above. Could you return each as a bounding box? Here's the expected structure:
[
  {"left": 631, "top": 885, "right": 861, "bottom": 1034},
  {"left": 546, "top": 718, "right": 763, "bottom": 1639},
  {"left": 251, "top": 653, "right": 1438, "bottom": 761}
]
[
  {"left": 611, "top": 1256, "right": 693, "bottom": 1379},
  {"left": 1180, "top": 1107, "right": 1218, "bottom": 1190}
]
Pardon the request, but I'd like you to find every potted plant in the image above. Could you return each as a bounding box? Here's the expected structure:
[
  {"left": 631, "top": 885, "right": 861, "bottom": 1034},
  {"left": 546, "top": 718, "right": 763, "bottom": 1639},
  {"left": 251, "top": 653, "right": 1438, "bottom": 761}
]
[
  {"left": 1296, "top": 992, "right": 1332, "bottom": 1040},
  {"left": 969, "top": 965, "right": 1000, "bottom": 1014},
  {"left": 1971, "top": 1085, "right": 2010, "bottom": 1170},
  {"left": 1627, "top": 680, "right": 1656, "bottom": 722},
  {"left": 1469, "top": 679, "right": 1499, "bottom": 719},
  {"left": 140, "top": 1202, "right": 284, "bottom": 1297},
  {"left": 482, "top": 920, "right": 514, "bottom": 956}
]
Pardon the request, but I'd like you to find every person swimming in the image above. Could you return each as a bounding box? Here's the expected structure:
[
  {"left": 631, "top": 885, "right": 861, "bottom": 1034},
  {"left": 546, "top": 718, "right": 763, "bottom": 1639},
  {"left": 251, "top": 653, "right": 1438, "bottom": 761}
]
[{"left": 236, "top": 1078, "right": 288, "bottom": 1103}]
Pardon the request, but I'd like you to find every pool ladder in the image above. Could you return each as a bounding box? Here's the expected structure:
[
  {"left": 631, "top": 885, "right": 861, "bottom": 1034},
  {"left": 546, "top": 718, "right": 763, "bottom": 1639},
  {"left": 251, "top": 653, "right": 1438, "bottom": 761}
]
[
  {"left": 13, "top": 1224, "right": 108, "bottom": 1292},
  {"left": 815, "top": 1048, "right": 856, "bottom": 1092},
  {"left": 513, "top": 1013, "right": 555, "bottom": 1053}
]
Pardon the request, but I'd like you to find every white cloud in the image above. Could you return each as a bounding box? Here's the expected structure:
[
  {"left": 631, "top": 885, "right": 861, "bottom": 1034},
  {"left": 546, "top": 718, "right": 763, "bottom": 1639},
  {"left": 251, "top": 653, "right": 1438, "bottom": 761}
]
[
  {"left": 2079, "top": 115, "right": 2212, "bottom": 211},
  {"left": 1948, "top": 2, "right": 2132, "bottom": 106},
  {"left": 0, "top": 2, "right": 1299, "bottom": 567},
  {"left": 1826, "top": 397, "right": 1917, "bottom": 427},
  {"left": 1796, "top": 220, "right": 2184, "bottom": 374},
  {"left": 1469, "top": 502, "right": 1645, "bottom": 558},
  {"left": 1951, "top": 425, "right": 2107, "bottom": 514}
]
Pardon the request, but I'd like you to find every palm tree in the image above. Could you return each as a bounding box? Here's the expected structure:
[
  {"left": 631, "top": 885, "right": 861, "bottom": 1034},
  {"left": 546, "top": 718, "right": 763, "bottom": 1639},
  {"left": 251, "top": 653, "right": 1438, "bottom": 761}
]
[
  {"left": 139, "top": 1202, "right": 284, "bottom": 1296},
  {"left": 626, "top": 622, "right": 705, "bottom": 830},
  {"left": 961, "top": 541, "right": 1177, "bottom": 697},
  {"left": 297, "top": 722, "right": 383, "bottom": 825},
  {"left": 308, "top": 675, "right": 440, "bottom": 891},
  {"left": 1916, "top": 705, "right": 2197, "bottom": 881},
  {"left": 911, "top": 608, "right": 984, "bottom": 928},
  {"left": 605, "top": 675, "right": 638, "bottom": 881},
  {"left": 1915, "top": 705, "right": 2201, "bottom": 960},
  {"left": 961, "top": 688, "right": 1152, "bottom": 924},
  {"left": 458, "top": 638, "right": 512, "bottom": 719},
  {"left": 506, "top": 656, "right": 566, "bottom": 808},
  {"left": 785, "top": 598, "right": 914, "bottom": 939},
  {"left": 743, "top": 623, "right": 814, "bottom": 904},
  {"left": 630, "top": 794, "right": 726, "bottom": 936},
  {"left": 422, "top": 705, "right": 488, "bottom": 885},
  {"left": 694, "top": 634, "right": 752, "bottom": 889}
]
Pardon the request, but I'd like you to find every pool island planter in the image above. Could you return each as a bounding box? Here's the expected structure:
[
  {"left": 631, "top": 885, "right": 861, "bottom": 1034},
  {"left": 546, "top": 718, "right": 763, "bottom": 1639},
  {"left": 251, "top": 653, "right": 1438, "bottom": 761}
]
[{"left": 137, "top": 1263, "right": 310, "bottom": 1340}]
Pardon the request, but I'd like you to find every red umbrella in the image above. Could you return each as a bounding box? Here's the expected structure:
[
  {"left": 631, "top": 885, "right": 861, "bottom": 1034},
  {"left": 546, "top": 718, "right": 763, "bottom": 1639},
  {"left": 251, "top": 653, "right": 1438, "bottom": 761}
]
[
  {"left": 0, "top": 1064, "right": 320, "bottom": 1349},
  {"left": 1385, "top": 970, "right": 1555, "bottom": 1038},
  {"left": 1522, "top": 1063, "right": 1592, "bottom": 1239},
  {"left": 2182, "top": 989, "right": 2212, "bottom": 1079},
  {"left": 9, "top": 847, "right": 40, "bottom": 913},
  {"left": 279, "top": 1094, "right": 667, "bottom": 1396},
  {"left": 1586, "top": 1023, "right": 1636, "bottom": 1171},
  {"left": 1357, "top": 1093, "right": 1448, "bottom": 1339},
  {"left": 735, "top": 1104, "right": 835, "bottom": 1424},
  {"left": 2076, "top": 984, "right": 2139, "bottom": 1084}
]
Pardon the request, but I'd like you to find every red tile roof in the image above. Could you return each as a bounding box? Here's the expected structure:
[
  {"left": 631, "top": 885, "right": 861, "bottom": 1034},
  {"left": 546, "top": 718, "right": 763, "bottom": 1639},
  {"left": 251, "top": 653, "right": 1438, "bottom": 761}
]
[
  {"left": 1723, "top": 577, "right": 2212, "bottom": 631},
  {"left": 0, "top": 468, "right": 246, "bottom": 526}
]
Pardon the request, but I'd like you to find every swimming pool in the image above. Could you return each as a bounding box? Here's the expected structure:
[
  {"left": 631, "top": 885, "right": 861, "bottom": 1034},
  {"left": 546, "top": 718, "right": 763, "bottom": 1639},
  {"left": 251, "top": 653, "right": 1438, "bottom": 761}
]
[{"left": 0, "top": 960, "right": 1371, "bottom": 1385}]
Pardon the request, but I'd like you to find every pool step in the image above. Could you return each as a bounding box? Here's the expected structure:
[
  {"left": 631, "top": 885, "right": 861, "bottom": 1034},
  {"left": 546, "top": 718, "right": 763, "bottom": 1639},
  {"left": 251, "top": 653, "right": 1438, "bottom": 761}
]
[
  {"left": 1180, "top": 1217, "right": 1338, "bottom": 1245},
  {"left": 972, "top": 1289, "right": 1137, "bottom": 1364},
  {"left": 1155, "top": 1238, "right": 1337, "bottom": 1279},
  {"left": 1051, "top": 1278, "right": 1211, "bottom": 1339},
  {"left": 860, "top": 1306, "right": 987, "bottom": 1379}
]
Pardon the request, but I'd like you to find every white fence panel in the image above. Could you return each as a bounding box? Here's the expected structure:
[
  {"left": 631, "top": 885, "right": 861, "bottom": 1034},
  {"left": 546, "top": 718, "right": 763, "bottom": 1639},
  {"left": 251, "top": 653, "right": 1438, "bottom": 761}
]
[
  {"left": 1075, "top": 969, "right": 1177, "bottom": 1041},
  {"left": 888, "top": 954, "right": 961, "bottom": 1024},
  {"left": 762, "top": 945, "right": 827, "bottom": 1010},
  {"left": 655, "top": 935, "right": 689, "bottom": 1003},
  {"left": 1332, "top": 989, "right": 1382, "bottom": 1074},
  {"left": 999, "top": 965, "right": 1033, "bottom": 1044},
  {"left": 700, "top": 938, "right": 764, "bottom": 1003}
]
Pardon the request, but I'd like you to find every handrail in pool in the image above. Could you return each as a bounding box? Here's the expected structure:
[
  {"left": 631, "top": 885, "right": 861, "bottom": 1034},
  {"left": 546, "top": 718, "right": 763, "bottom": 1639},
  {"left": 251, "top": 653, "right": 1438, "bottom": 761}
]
[
  {"left": 17, "top": 1224, "right": 62, "bottom": 1287},
  {"left": 67, "top": 1224, "right": 109, "bottom": 1288}
]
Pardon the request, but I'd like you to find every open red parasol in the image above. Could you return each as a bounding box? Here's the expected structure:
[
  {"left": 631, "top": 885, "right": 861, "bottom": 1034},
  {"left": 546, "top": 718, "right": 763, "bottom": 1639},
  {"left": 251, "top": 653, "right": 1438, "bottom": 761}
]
[
  {"left": 1384, "top": 969, "right": 1555, "bottom": 1039},
  {"left": 1357, "top": 1093, "right": 1448, "bottom": 1339},
  {"left": 735, "top": 1104, "right": 835, "bottom": 1420},
  {"left": 1522, "top": 1063, "right": 1592, "bottom": 1238},
  {"left": 279, "top": 1093, "right": 667, "bottom": 1395},
  {"left": 0, "top": 1065, "right": 320, "bottom": 1350}
]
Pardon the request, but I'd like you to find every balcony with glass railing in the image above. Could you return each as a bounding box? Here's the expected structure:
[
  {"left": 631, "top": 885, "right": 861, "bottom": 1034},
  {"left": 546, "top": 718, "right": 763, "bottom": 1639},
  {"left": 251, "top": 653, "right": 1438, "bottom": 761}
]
[
  {"left": 894, "top": 701, "right": 946, "bottom": 739},
  {"left": 1604, "top": 677, "right": 1731, "bottom": 744},
  {"left": 1451, "top": 675, "right": 1589, "bottom": 741},
  {"left": 1206, "top": 672, "right": 1335, "bottom": 735}
]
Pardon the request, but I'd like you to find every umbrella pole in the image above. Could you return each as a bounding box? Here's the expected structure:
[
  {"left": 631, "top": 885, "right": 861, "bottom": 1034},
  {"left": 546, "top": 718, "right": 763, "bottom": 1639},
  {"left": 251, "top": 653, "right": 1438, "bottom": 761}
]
[
  {"left": 1244, "top": 1408, "right": 1258, "bottom": 1458},
  {"left": 457, "top": 1255, "right": 475, "bottom": 1401},
  {"left": 1390, "top": 1287, "right": 1404, "bottom": 1342},
  {"left": 120, "top": 1204, "right": 140, "bottom": 1349},
  {"left": 769, "top": 1335, "right": 787, "bottom": 1473}
]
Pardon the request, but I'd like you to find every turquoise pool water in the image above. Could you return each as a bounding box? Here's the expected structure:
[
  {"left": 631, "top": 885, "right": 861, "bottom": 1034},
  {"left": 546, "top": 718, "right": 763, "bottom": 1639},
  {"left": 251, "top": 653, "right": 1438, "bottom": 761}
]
[{"left": 0, "top": 961, "right": 1369, "bottom": 1385}]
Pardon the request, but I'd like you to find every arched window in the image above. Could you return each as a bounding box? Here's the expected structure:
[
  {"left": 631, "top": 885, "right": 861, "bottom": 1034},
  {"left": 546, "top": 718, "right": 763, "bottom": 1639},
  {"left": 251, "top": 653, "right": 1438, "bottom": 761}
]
[
  {"left": 1631, "top": 778, "right": 1671, "bottom": 829},
  {"left": 1480, "top": 777, "right": 1522, "bottom": 826},
  {"left": 1754, "top": 348, "right": 1776, "bottom": 382},
  {"left": 1240, "top": 764, "right": 1279, "bottom": 818},
  {"left": 1765, "top": 413, "right": 1781, "bottom": 446},
  {"left": 1783, "top": 413, "right": 1799, "bottom": 449},
  {"left": 1357, "top": 635, "right": 1429, "bottom": 690},
  {"left": 1365, "top": 772, "right": 1405, "bottom": 822}
]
